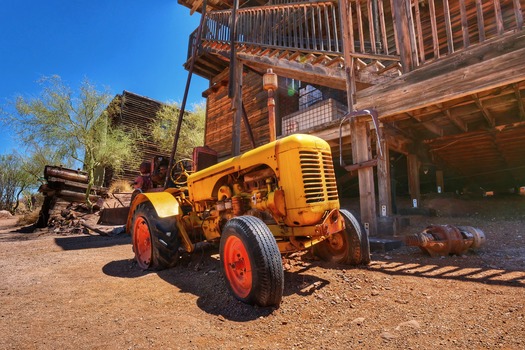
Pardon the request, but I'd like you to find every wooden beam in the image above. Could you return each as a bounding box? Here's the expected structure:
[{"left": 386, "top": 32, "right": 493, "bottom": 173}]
[
  {"left": 421, "top": 121, "right": 443, "bottom": 137},
  {"left": 472, "top": 93, "right": 495, "bottom": 127},
  {"left": 392, "top": 0, "right": 416, "bottom": 72},
  {"left": 236, "top": 52, "right": 346, "bottom": 90},
  {"left": 436, "top": 170, "right": 444, "bottom": 193},
  {"left": 407, "top": 154, "right": 421, "bottom": 208},
  {"left": 441, "top": 107, "right": 468, "bottom": 132},
  {"left": 356, "top": 32, "right": 525, "bottom": 118},
  {"left": 190, "top": 0, "right": 203, "bottom": 15},
  {"left": 343, "top": 158, "right": 378, "bottom": 172},
  {"left": 339, "top": 0, "right": 356, "bottom": 112},
  {"left": 231, "top": 60, "right": 243, "bottom": 156},
  {"left": 513, "top": 83, "right": 525, "bottom": 120},
  {"left": 406, "top": 112, "right": 443, "bottom": 136},
  {"left": 350, "top": 118, "right": 378, "bottom": 236},
  {"left": 377, "top": 128, "right": 392, "bottom": 217}
]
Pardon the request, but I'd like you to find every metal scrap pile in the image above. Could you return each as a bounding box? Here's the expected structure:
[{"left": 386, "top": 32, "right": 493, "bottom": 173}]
[{"left": 45, "top": 204, "right": 90, "bottom": 235}]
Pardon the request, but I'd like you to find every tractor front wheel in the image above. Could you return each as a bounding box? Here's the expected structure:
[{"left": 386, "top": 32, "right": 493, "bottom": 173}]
[
  {"left": 220, "top": 216, "right": 284, "bottom": 307},
  {"left": 131, "top": 202, "right": 181, "bottom": 270},
  {"left": 313, "top": 209, "right": 370, "bottom": 265}
]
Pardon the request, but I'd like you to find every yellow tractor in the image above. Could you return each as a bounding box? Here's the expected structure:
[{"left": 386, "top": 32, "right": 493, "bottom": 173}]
[{"left": 127, "top": 134, "right": 369, "bottom": 307}]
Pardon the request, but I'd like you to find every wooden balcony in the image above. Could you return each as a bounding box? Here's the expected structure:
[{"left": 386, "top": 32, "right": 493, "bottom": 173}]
[
  {"left": 180, "top": 0, "right": 525, "bottom": 191},
  {"left": 185, "top": 0, "right": 522, "bottom": 83}
]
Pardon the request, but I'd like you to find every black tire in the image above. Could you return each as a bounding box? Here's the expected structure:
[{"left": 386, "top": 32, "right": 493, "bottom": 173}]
[
  {"left": 130, "top": 202, "right": 180, "bottom": 270},
  {"left": 220, "top": 216, "right": 284, "bottom": 307},
  {"left": 313, "top": 209, "right": 370, "bottom": 265}
]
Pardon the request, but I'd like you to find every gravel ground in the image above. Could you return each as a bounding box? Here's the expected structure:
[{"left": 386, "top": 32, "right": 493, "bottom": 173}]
[{"left": 0, "top": 195, "right": 523, "bottom": 349}]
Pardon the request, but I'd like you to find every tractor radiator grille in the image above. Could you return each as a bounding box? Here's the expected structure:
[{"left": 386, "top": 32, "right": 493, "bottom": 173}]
[{"left": 299, "top": 150, "right": 339, "bottom": 203}]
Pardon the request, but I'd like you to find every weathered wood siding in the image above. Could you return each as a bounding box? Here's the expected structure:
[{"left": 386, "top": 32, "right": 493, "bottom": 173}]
[
  {"left": 107, "top": 91, "right": 170, "bottom": 182},
  {"left": 205, "top": 69, "right": 270, "bottom": 158}
]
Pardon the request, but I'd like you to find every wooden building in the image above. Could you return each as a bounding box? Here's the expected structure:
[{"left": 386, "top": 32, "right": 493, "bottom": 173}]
[
  {"left": 105, "top": 90, "right": 169, "bottom": 183},
  {"left": 177, "top": 0, "right": 525, "bottom": 234}
]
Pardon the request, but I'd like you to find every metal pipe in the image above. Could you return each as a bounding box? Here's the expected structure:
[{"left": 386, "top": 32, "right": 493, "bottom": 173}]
[
  {"left": 44, "top": 166, "right": 89, "bottom": 184},
  {"left": 405, "top": 224, "right": 486, "bottom": 257},
  {"left": 165, "top": 0, "right": 208, "bottom": 189}
]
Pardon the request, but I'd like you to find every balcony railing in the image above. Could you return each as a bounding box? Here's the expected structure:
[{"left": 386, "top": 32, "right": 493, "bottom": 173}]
[
  {"left": 402, "top": 0, "right": 524, "bottom": 66},
  {"left": 204, "top": 1, "right": 345, "bottom": 54},
  {"left": 188, "top": 0, "right": 523, "bottom": 72}
]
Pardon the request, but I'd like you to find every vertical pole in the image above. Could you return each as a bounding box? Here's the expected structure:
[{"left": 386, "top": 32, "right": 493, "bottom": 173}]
[
  {"left": 339, "top": 0, "right": 355, "bottom": 111},
  {"left": 407, "top": 154, "right": 421, "bottom": 207},
  {"left": 351, "top": 118, "right": 378, "bottom": 235},
  {"left": 393, "top": 0, "right": 415, "bottom": 72},
  {"left": 436, "top": 169, "right": 444, "bottom": 194},
  {"left": 263, "top": 68, "right": 278, "bottom": 142},
  {"left": 377, "top": 125, "right": 391, "bottom": 217},
  {"left": 267, "top": 88, "right": 276, "bottom": 142},
  {"left": 228, "top": 0, "right": 239, "bottom": 98},
  {"left": 231, "top": 60, "right": 243, "bottom": 156},
  {"left": 165, "top": 0, "right": 207, "bottom": 189}
]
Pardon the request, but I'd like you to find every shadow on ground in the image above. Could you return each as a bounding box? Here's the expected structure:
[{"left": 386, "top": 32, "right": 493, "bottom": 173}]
[
  {"left": 102, "top": 245, "right": 331, "bottom": 322},
  {"left": 368, "top": 251, "right": 525, "bottom": 288},
  {"left": 54, "top": 234, "right": 131, "bottom": 250}
]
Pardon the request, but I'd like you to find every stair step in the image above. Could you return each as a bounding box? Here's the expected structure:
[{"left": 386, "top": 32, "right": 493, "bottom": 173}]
[
  {"left": 311, "top": 54, "right": 329, "bottom": 65},
  {"left": 377, "top": 61, "right": 402, "bottom": 75},
  {"left": 278, "top": 50, "right": 290, "bottom": 59},
  {"left": 325, "top": 56, "right": 345, "bottom": 67},
  {"left": 260, "top": 48, "right": 272, "bottom": 56},
  {"left": 289, "top": 51, "right": 301, "bottom": 61},
  {"left": 268, "top": 49, "right": 281, "bottom": 58},
  {"left": 302, "top": 53, "right": 317, "bottom": 63},
  {"left": 366, "top": 60, "right": 385, "bottom": 71}
]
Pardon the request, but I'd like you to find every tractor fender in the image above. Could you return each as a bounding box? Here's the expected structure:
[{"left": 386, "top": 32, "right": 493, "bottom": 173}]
[{"left": 126, "top": 191, "right": 181, "bottom": 234}]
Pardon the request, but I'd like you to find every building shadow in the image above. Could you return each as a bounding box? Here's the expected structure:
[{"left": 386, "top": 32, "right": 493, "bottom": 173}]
[{"left": 368, "top": 252, "right": 525, "bottom": 288}]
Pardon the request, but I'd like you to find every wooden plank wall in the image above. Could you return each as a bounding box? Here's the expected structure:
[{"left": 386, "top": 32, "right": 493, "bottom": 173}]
[
  {"left": 107, "top": 91, "right": 169, "bottom": 182},
  {"left": 205, "top": 69, "right": 269, "bottom": 158}
]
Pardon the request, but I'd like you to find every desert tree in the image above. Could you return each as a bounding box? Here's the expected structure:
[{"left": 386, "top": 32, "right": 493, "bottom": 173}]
[
  {"left": 2, "top": 75, "right": 141, "bottom": 210},
  {"left": 0, "top": 153, "right": 34, "bottom": 213},
  {"left": 151, "top": 101, "right": 206, "bottom": 159}
]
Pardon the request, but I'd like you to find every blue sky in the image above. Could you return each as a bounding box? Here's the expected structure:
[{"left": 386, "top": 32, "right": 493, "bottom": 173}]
[{"left": 0, "top": 0, "right": 208, "bottom": 155}]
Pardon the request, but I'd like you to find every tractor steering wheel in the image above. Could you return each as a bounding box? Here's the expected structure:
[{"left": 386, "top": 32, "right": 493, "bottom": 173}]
[{"left": 169, "top": 158, "right": 195, "bottom": 186}]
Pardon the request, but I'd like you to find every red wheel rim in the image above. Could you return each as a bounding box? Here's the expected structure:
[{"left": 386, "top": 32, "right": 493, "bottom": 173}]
[
  {"left": 327, "top": 232, "right": 347, "bottom": 255},
  {"left": 133, "top": 216, "right": 152, "bottom": 269},
  {"left": 223, "top": 235, "right": 252, "bottom": 298}
]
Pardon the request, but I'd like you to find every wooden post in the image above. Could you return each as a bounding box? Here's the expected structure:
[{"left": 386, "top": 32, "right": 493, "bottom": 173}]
[
  {"left": 231, "top": 60, "right": 243, "bottom": 156},
  {"left": 340, "top": 0, "right": 356, "bottom": 111},
  {"left": 436, "top": 169, "right": 444, "bottom": 194},
  {"left": 351, "top": 118, "right": 378, "bottom": 235},
  {"left": 393, "top": 0, "right": 416, "bottom": 73},
  {"left": 376, "top": 126, "right": 391, "bottom": 217},
  {"left": 263, "top": 69, "right": 278, "bottom": 142},
  {"left": 407, "top": 154, "right": 421, "bottom": 208}
]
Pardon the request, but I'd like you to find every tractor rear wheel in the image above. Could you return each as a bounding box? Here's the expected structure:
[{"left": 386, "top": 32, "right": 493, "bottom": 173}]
[
  {"left": 313, "top": 209, "right": 370, "bottom": 265},
  {"left": 220, "top": 216, "right": 284, "bottom": 307},
  {"left": 131, "top": 202, "right": 180, "bottom": 270}
]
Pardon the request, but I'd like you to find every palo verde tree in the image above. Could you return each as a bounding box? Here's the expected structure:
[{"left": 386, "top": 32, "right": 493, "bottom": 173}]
[
  {"left": 0, "top": 142, "right": 69, "bottom": 214},
  {"left": 3, "top": 75, "right": 141, "bottom": 210},
  {"left": 151, "top": 101, "right": 206, "bottom": 159},
  {"left": 0, "top": 153, "right": 34, "bottom": 213}
]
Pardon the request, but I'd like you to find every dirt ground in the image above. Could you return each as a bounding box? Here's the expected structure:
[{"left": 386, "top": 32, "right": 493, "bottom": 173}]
[{"left": 0, "top": 195, "right": 524, "bottom": 349}]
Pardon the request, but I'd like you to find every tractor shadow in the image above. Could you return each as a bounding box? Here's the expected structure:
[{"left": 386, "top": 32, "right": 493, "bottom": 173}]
[
  {"left": 102, "top": 245, "right": 330, "bottom": 321},
  {"left": 54, "top": 233, "right": 131, "bottom": 250}
]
